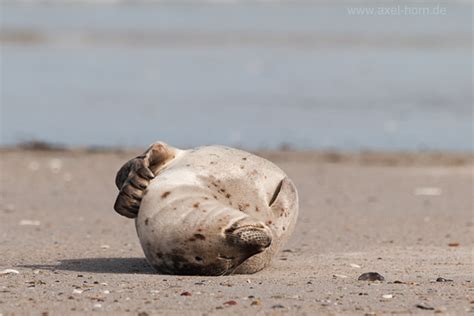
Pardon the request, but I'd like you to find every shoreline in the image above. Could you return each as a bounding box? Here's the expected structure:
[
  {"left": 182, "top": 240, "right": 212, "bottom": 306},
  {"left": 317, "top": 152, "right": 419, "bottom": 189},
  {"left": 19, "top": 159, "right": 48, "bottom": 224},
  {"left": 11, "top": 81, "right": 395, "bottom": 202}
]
[{"left": 2, "top": 145, "right": 473, "bottom": 167}]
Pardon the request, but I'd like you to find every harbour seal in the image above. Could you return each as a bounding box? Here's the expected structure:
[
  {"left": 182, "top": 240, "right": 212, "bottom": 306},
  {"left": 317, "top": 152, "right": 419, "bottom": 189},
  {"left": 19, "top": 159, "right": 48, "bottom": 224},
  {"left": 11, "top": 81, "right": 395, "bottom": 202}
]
[{"left": 114, "top": 142, "right": 298, "bottom": 275}]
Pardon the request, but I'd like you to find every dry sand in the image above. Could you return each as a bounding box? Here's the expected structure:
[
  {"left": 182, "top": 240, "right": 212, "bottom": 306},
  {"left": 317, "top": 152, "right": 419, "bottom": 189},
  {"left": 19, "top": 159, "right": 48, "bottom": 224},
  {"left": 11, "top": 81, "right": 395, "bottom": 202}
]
[{"left": 0, "top": 148, "right": 472, "bottom": 315}]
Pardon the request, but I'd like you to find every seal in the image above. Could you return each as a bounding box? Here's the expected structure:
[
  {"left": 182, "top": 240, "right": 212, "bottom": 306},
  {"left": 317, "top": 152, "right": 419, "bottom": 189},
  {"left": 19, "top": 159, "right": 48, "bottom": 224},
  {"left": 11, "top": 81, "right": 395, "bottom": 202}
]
[{"left": 114, "top": 142, "right": 298, "bottom": 275}]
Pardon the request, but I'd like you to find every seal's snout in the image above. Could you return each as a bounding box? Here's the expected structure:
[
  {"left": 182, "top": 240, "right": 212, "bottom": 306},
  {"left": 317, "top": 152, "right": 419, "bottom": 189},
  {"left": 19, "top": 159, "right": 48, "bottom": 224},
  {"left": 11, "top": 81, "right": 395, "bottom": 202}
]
[
  {"left": 229, "top": 226, "right": 272, "bottom": 250},
  {"left": 225, "top": 217, "right": 273, "bottom": 255}
]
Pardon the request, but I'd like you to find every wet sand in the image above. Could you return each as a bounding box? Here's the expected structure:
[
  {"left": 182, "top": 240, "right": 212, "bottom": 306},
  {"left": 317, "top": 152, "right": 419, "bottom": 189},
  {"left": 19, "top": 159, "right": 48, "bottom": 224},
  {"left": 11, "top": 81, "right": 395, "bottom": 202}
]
[{"left": 0, "top": 149, "right": 472, "bottom": 315}]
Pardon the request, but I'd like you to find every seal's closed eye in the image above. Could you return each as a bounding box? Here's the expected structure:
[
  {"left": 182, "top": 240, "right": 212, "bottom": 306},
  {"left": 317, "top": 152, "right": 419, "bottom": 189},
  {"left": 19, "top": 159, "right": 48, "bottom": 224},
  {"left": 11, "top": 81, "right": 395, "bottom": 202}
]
[{"left": 268, "top": 179, "right": 284, "bottom": 207}]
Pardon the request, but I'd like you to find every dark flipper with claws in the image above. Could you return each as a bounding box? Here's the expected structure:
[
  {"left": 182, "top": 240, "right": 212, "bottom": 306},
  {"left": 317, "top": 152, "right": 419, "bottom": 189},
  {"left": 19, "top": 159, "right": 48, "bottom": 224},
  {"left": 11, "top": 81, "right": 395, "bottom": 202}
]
[{"left": 114, "top": 142, "right": 176, "bottom": 218}]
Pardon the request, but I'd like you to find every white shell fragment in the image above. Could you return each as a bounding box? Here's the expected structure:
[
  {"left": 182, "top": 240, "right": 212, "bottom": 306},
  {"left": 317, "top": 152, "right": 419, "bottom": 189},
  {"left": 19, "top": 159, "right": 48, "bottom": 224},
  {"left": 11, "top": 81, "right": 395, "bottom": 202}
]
[
  {"left": 333, "top": 274, "right": 348, "bottom": 279},
  {"left": 414, "top": 187, "right": 442, "bottom": 196},
  {"left": 63, "top": 173, "right": 73, "bottom": 182},
  {"left": 19, "top": 220, "right": 41, "bottom": 226},
  {"left": 49, "top": 158, "right": 63, "bottom": 173},
  {"left": 28, "top": 161, "right": 40, "bottom": 171},
  {"left": 0, "top": 269, "right": 19, "bottom": 275}
]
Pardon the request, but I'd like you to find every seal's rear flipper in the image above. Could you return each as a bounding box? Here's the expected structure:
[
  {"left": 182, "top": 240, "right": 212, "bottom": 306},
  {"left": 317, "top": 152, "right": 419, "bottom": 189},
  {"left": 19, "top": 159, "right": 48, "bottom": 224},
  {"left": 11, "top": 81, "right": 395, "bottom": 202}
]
[
  {"left": 114, "top": 142, "right": 176, "bottom": 218},
  {"left": 269, "top": 177, "right": 298, "bottom": 217}
]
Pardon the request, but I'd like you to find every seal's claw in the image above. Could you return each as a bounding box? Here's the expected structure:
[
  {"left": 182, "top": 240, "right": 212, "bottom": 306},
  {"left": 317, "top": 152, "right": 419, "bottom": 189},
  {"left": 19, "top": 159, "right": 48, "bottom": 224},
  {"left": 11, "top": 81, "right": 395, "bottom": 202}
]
[
  {"left": 137, "top": 166, "right": 155, "bottom": 180},
  {"left": 129, "top": 174, "right": 149, "bottom": 190},
  {"left": 114, "top": 142, "right": 176, "bottom": 218},
  {"left": 114, "top": 193, "right": 140, "bottom": 218},
  {"left": 121, "top": 182, "right": 145, "bottom": 200}
]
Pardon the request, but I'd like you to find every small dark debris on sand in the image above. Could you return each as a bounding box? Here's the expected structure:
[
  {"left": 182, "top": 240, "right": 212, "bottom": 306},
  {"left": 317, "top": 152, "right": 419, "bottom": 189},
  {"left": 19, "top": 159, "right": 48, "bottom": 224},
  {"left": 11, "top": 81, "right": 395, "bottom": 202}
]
[
  {"left": 18, "top": 140, "right": 65, "bottom": 151},
  {"left": 436, "top": 277, "right": 453, "bottom": 282},
  {"left": 358, "top": 272, "right": 385, "bottom": 281},
  {"left": 416, "top": 304, "right": 435, "bottom": 310}
]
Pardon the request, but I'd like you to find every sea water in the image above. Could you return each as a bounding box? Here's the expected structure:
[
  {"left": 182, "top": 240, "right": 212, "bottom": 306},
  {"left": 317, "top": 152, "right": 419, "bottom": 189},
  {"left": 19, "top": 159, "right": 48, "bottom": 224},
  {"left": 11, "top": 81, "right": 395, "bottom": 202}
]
[{"left": 1, "top": 2, "right": 472, "bottom": 151}]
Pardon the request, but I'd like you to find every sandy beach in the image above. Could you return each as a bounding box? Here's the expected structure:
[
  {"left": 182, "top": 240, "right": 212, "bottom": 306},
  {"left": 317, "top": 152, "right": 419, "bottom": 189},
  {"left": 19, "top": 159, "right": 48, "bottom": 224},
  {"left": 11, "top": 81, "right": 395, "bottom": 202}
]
[{"left": 0, "top": 148, "right": 472, "bottom": 315}]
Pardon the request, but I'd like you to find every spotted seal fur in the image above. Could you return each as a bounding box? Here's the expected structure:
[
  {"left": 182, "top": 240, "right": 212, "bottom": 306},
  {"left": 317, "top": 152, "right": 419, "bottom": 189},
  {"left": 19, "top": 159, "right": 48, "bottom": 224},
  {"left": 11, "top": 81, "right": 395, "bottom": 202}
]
[{"left": 114, "top": 142, "right": 298, "bottom": 275}]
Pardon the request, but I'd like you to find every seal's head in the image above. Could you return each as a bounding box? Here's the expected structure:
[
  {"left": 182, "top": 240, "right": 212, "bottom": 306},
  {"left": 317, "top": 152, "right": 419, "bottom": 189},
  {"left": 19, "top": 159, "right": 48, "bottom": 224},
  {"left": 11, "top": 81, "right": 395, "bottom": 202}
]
[{"left": 138, "top": 211, "right": 272, "bottom": 276}]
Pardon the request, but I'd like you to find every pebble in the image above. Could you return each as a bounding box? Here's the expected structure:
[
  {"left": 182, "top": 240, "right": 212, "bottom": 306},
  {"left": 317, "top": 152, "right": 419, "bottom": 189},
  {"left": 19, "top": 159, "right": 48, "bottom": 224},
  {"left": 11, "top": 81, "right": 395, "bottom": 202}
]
[
  {"left": 180, "top": 291, "right": 192, "bottom": 296},
  {"left": 382, "top": 294, "right": 393, "bottom": 299},
  {"left": 93, "top": 303, "right": 102, "bottom": 309},
  {"left": 250, "top": 299, "right": 261, "bottom": 306},
  {"left": 224, "top": 300, "right": 237, "bottom": 306},
  {"left": 350, "top": 263, "right": 361, "bottom": 268},
  {"left": 72, "top": 289, "right": 83, "bottom": 294},
  {"left": 219, "top": 282, "right": 233, "bottom": 287},
  {"left": 272, "top": 304, "right": 285, "bottom": 309},
  {"left": 358, "top": 272, "right": 385, "bottom": 281},
  {"left": 4, "top": 204, "right": 15, "bottom": 213}
]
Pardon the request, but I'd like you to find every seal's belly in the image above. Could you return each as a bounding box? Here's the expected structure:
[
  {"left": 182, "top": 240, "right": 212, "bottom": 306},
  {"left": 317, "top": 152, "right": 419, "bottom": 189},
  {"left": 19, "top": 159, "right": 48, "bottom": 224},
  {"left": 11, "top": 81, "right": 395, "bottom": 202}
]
[
  {"left": 165, "top": 146, "right": 287, "bottom": 205},
  {"left": 143, "top": 146, "right": 285, "bottom": 222}
]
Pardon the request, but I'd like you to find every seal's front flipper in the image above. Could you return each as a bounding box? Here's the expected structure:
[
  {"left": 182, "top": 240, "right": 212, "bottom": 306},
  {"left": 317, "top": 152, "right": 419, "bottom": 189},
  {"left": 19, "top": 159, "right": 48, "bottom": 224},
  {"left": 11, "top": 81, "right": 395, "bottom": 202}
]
[{"left": 114, "top": 142, "right": 176, "bottom": 218}]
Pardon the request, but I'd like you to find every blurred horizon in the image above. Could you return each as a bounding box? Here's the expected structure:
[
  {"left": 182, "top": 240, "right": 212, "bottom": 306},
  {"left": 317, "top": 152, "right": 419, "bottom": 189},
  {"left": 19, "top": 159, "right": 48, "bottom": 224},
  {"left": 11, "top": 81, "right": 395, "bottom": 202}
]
[{"left": 1, "top": 1, "right": 472, "bottom": 152}]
